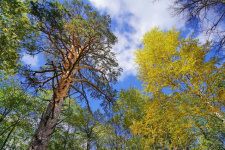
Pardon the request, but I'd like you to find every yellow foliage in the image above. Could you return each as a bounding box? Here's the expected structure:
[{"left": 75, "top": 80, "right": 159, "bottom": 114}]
[
  {"left": 132, "top": 27, "right": 225, "bottom": 148},
  {"left": 134, "top": 27, "right": 225, "bottom": 108}
]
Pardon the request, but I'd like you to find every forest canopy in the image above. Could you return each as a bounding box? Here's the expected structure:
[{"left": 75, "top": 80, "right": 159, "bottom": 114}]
[{"left": 1, "top": 0, "right": 225, "bottom": 149}]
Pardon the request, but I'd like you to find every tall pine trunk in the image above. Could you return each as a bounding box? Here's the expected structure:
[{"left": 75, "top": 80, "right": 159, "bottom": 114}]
[
  {"left": 28, "top": 77, "right": 71, "bottom": 150},
  {"left": 27, "top": 0, "right": 121, "bottom": 149}
]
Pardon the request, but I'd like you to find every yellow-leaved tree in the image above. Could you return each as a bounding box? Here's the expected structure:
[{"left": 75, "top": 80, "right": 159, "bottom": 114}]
[{"left": 131, "top": 27, "right": 225, "bottom": 149}]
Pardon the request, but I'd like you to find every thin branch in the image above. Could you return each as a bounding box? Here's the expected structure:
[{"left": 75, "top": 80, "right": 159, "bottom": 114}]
[
  {"left": 30, "top": 69, "right": 59, "bottom": 74},
  {"left": 1, "top": 118, "right": 20, "bottom": 149},
  {"left": 70, "top": 79, "right": 113, "bottom": 102},
  {"left": 70, "top": 85, "right": 92, "bottom": 114},
  {"left": 52, "top": 61, "right": 60, "bottom": 87},
  {"left": 76, "top": 65, "right": 105, "bottom": 74},
  {"left": 27, "top": 72, "right": 62, "bottom": 86},
  {"left": 48, "top": 33, "right": 66, "bottom": 63}
]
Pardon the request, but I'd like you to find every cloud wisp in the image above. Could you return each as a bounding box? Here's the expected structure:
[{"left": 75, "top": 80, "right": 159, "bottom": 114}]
[
  {"left": 89, "top": 0, "right": 185, "bottom": 79},
  {"left": 22, "top": 54, "right": 39, "bottom": 68}
]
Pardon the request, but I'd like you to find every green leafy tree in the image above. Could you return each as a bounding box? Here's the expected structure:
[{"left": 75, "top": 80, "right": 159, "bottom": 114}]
[
  {"left": 0, "top": 79, "right": 46, "bottom": 149},
  {"left": 48, "top": 99, "right": 113, "bottom": 150},
  {"left": 0, "top": 0, "right": 39, "bottom": 78},
  {"left": 106, "top": 87, "right": 148, "bottom": 149}
]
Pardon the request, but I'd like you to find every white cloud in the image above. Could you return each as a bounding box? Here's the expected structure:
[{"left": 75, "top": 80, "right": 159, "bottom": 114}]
[
  {"left": 22, "top": 54, "right": 39, "bottom": 67},
  {"left": 89, "top": 0, "right": 185, "bottom": 79}
]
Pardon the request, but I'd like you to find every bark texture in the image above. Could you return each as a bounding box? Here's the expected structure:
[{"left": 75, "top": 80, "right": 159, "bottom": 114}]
[{"left": 28, "top": 77, "right": 71, "bottom": 150}]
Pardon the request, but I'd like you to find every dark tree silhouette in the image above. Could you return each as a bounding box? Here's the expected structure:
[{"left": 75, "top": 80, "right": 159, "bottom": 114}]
[{"left": 171, "top": 0, "right": 225, "bottom": 51}]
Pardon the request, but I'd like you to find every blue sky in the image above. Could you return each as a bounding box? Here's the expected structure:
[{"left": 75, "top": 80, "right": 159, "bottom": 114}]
[
  {"left": 21, "top": 0, "right": 224, "bottom": 111},
  {"left": 21, "top": 0, "right": 221, "bottom": 77},
  {"left": 22, "top": 0, "right": 186, "bottom": 81},
  {"left": 21, "top": 0, "right": 203, "bottom": 110}
]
